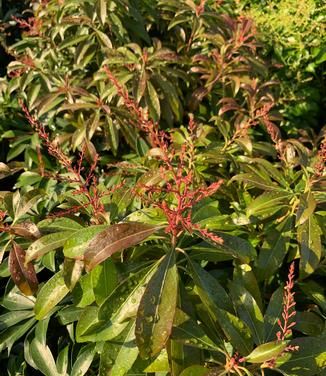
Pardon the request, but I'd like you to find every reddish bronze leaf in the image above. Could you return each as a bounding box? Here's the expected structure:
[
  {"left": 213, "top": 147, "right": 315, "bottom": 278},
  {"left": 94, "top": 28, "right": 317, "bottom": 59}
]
[
  {"left": 11, "top": 221, "right": 41, "bottom": 240},
  {"left": 84, "top": 222, "right": 162, "bottom": 271},
  {"left": 9, "top": 242, "right": 38, "bottom": 296}
]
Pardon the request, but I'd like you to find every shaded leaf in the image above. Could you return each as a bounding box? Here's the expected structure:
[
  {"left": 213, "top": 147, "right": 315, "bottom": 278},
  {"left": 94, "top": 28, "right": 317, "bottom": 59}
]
[
  {"left": 71, "top": 343, "right": 96, "bottom": 376},
  {"left": 298, "top": 215, "right": 322, "bottom": 278},
  {"left": 63, "top": 258, "right": 84, "bottom": 291},
  {"left": 91, "top": 258, "right": 118, "bottom": 305},
  {"left": 136, "top": 250, "right": 178, "bottom": 358}
]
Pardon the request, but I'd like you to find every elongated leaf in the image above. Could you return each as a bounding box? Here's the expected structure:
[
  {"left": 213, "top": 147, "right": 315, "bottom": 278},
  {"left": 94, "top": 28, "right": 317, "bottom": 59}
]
[
  {"left": 179, "top": 365, "right": 209, "bottom": 376},
  {"left": 34, "top": 271, "right": 69, "bottom": 320},
  {"left": 99, "top": 321, "right": 138, "bottom": 376},
  {"left": 263, "top": 286, "right": 284, "bottom": 342},
  {"left": 296, "top": 191, "right": 316, "bottom": 226},
  {"left": 2, "top": 283, "right": 35, "bottom": 310},
  {"left": 56, "top": 345, "right": 69, "bottom": 375},
  {"left": 72, "top": 272, "right": 95, "bottom": 308},
  {"left": 9, "top": 242, "right": 38, "bottom": 296},
  {"left": 245, "top": 340, "right": 289, "bottom": 363},
  {"left": 63, "top": 224, "right": 108, "bottom": 258},
  {"left": 11, "top": 222, "right": 41, "bottom": 240},
  {"left": 0, "top": 317, "right": 36, "bottom": 353},
  {"left": 195, "top": 232, "right": 256, "bottom": 263},
  {"left": 299, "top": 280, "right": 326, "bottom": 314},
  {"left": 136, "top": 250, "right": 178, "bottom": 358},
  {"left": 215, "top": 308, "right": 254, "bottom": 355},
  {"left": 83, "top": 263, "right": 159, "bottom": 342},
  {"left": 76, "top": 306, "right": 101, "bottom": 343},
  {"left": 0, "top": 310, "right": 34, "bottom": 331},
  {"left": 96, "top": 0, "right": 107, "bottom": 25},
  {"left": 298, "top": 215, "right": 322, "bottom": 278},
  {"left": 232, "top": 173, "right": 280, "bottom": 191},
  {"left": 276, "top": 336, "right": 326, "bottom": 375},
  {"left": 247, "top": 191, "right": 292, "bottom": 219},
  {"left": 229, "top": 282, "right": 264, "bottom": 345},
  {"left": 91, "top": 258, "right": 118, "bottom": 305},
  {"left": 30, "top": 338, "right": 59, "bottom": 376},
  {"left": 38, "top": 217, "right": 83, "bottom": 232},
  {"left": 71, "top": 343, "right": 96, "bottom": 376},
  {"left": 295, "top": 311, "right": 325, "bottom": 336},
  {"left": 172, "top": 308, "right": 220, "bottom": 351},
  {"left": 63, "top": 258, "right": 84, "bottom": 290},
  {"left": 189, "top": 260, "right": 233, "bottom": 313},
  {"left": 26, "top": 231, "right": 74, "bottom": 263},
  {"left": 257, "top": 217, "right": 292, "bottom": 281},
  {"left": 12, "top": 189, "right": 43, "bottom": 223},
  {"left": 84, "top": 222, "right": 162, "bottom": 271}
]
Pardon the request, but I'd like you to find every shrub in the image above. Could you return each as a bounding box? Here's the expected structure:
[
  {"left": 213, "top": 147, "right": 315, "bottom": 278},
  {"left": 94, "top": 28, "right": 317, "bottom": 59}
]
[{"left": 0, "top": 0, "right": 325, "bottom": 375}]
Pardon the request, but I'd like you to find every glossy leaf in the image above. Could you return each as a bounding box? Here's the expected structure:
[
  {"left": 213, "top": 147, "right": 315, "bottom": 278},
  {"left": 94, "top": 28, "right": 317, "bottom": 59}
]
[
  {"left": 247, "top": 191, "right": 291, "bottom": 219},
  {"left": 9, "top": 242, "right": 38, "bottom": 296},
  {"left": 63, "top": 258, "right": 84, "bottom": 290},
  {"left": 84, "top": 222, "right": 162, "bottom": 271},
  {"left": 276, "top": 336, "right": 326, "bottom": 375},
  {"left": 30, "top": 338, "right": 59, "bottom": 376},
  {"left": 245, "top": 340, "right": 289, "bottom": 363},
  {"left": 298, "top": 215, "right": 322, "bottom": 278},
  {"left": 70, "top": 343, "right": 96, "bottom": 376},
  {"left": 229, "top": 282, "right": 265, "bottom": 345},
  {"left": 26, "top": 231, "right": 75, "bottom": 263},
  {"left": 99, "top": 321, "right": 138, "bottom": 376},
  {"left": 91, "top": 258, "right": 118, "bottom": 305},
  {"left": 135, "top": 250, "right": 178, "bottom": 358},
  {"left": 63, "top": 224, "right": 108, "bottom": 259},
  {"left": 34, "top": 271, "right": 69, "bottom": 320},
  {"left": 263, "top": 286, "right": 284, "bottom": 342}
]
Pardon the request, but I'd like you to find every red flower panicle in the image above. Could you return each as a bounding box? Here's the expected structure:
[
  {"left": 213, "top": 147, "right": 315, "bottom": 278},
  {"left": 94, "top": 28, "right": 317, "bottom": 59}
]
[{"left": 104, "top": 66, "right": 223, "bottom": 245}]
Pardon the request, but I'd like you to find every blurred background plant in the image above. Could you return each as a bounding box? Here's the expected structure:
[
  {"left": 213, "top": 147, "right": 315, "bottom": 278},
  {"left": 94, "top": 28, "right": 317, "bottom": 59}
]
[{"left": 238, "top": 0, "right": 326, "bottom": 133}]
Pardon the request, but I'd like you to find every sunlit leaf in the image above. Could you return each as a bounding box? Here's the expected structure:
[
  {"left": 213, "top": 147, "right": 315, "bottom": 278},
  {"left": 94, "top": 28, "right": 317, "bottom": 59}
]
[
  {"left": 9, "top": 242, "right": 38, "bottom": 296},
  {"left": 84, "top": 222, "right": 162, "bottom": 271}
]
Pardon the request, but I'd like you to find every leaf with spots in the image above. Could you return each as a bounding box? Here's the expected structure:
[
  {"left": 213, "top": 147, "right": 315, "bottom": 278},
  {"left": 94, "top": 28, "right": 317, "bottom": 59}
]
[
  {"left": 9, "top": 242, "right": 38, "bottom": 296},
  {"left": 135, "top": 249, "right": 178, "bottom": 358},
  {"left": 84, "top": 222, "right": 163, "bottom": 271}
]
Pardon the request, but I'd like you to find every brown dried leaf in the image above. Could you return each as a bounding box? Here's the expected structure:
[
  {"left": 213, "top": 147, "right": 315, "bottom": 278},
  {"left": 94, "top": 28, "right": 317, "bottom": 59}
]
[
  {"left": 9, "top": 242, "right": 38, "bottom": 296},
  {"left": 11, "top": 222, "right": 42, "bottom": 240}
]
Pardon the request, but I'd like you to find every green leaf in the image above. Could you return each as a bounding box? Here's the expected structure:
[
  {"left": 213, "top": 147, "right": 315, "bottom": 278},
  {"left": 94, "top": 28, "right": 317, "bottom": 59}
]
[
  {"left": 179, "top": 365, "right": 209, "bottom": 376},
  {"left": 84, "top": 222, "right": 162, "bottom": 271},
  {"left": 76, "top": 306, "right": 101, "bottom": 343},
  {"left": 58, "top": 34, "right": 90, "bottom": 50},
  {"left": 295, "top": 311, "right": 325, "bottom": 336},
  {"left": 30, "top": 338, "right": 59, "bottom": 376},
  {"left": 298, "top": 215, "right": 322, "bottom": 278},
  {"left": 56, "top": 345, "right": 69, "bottom": 375},
  {"left": 245, "top": 340, "right": 289, "bottom": 363},
  {"left": 146, "top": 80, "right": 161, "bottom": 121},
  {"left": 71, "top": 343, "right": 96, "bottom": 376},
  {"left": 91, "top": 258, "right": 118, "bottom": 305},
  {"left": 57, "top": 306, "right": 83, "bottom": 325},
  {"left": 276, "top": 336, "right": 326, "bottom": 375},
  {"left": 2, "top": 283, "right": 35, "bottom": 311},
  {"left": 215, "top": 308, "right": 254, "bottom": 355},
  {"left": 86, "top": 263, "right": 159, "bottom": 342},
  {"left": 63, "top": 224, "right": 108, "bottom": 259},
  {"left": 38, "top": 217, "right": 83, "bottom": 232},
  {"left": 9, "top": 242, "right": 38, "bottom": 296},
  {"left": 13, "top": 189, "right": 43, "bottom": 223},
  {"left": 231, "top": 173, "right": 280, "bottom": 191},
  {"left": 34, "top": 271, "right": 69, "bottom": 320},
  {"left": 96, "top": 0, "right": 107, "bottom": 25},
  {"left": 247, "top": 191, "right": 291, "bottom": 219},
  {"left": 63, "top": 258, "right": 84, "bottom": 290},
  {"left": 189, "top": 259, "right": 233, "bottom": 313},
  {"left": 195, "top": 232, "right": 256, "bottom": 263},
  {"left": 296, "top": 191, "right": 316, "bottom": 226},
  {"left": 0, "top": 317, "right": 36, "bottom": 353},
  {"left": 299, "top": 280, "right": 326, "bottom": 314},
  {"left": 99, "top": 321, "right": 138, "bottom": 376},
  {"left": 72, "top": 272, "right": 95, "bottom": 308},
  {"left": 257, "top": 217, "right": 292, "bottom": 281},
  {"left": 171, "top": 308, "right": 220, "bottom": 351},
  {"left": 0, "top": 310, "right": 34, "bottom": 331},
  {"left": 136, "top": 250, "right": 178, "bottom": 358},
  {"left": 263, "top": 286, "right": 284, "bottom": 342},
  {"left": 229, "top": 282, "right": 265, "bottom": 345},
  {"left": 26, "top": 231, "right": 74, "bottom": 263}
]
